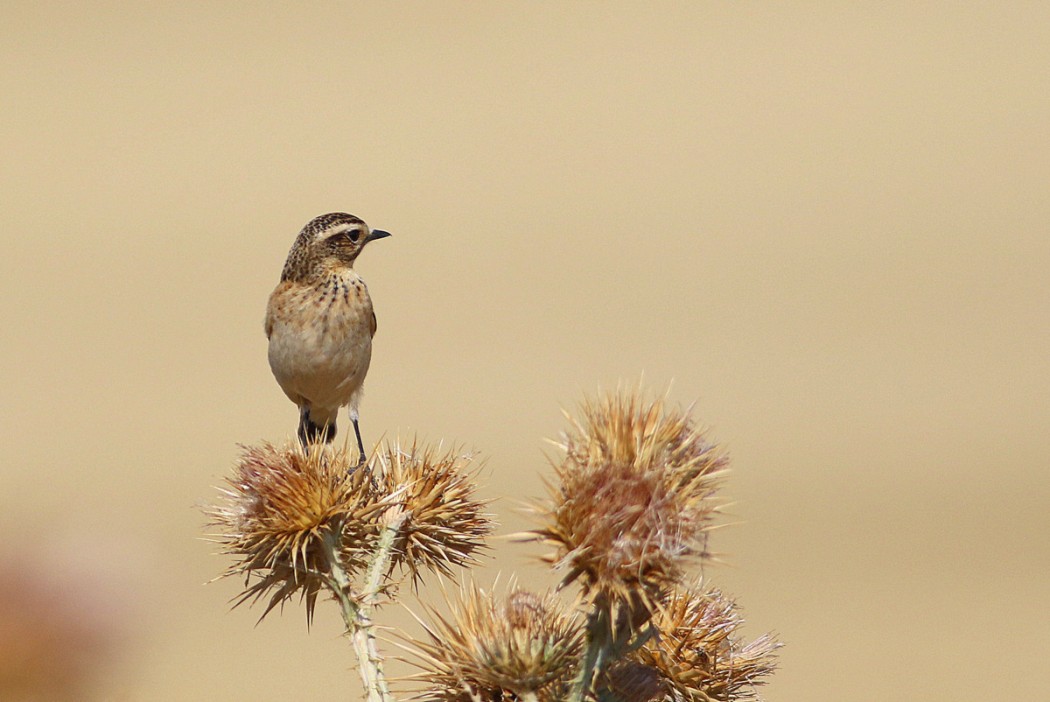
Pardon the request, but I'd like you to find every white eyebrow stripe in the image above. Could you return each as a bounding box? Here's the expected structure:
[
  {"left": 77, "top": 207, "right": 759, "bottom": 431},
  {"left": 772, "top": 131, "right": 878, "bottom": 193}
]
[{"left": 322, "top": 224, "right": 365, "bottom": 239}]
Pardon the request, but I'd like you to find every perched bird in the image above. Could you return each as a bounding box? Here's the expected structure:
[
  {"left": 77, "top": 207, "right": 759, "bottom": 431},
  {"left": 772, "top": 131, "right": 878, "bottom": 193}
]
[{"left": 265, "top": 212, "right": 391, "bottom": 457}]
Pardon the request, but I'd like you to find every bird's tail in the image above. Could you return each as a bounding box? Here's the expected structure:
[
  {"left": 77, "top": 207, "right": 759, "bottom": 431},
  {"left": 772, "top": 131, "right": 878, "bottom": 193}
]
[{"left": 298, "top": 406, "right": 336, "bottom": 446}]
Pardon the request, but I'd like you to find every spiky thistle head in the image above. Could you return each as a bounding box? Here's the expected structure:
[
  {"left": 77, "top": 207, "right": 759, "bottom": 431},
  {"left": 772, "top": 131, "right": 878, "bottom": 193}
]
[
  {"left": 560, "top": 390, "right": 727, "bottom": 497},
  {"left": 204, "top": 442, "right": 387, "bottom": 622},
  {"left": 405, "top": 584, "right": 584, "bottom": 701},
  {"left": 635, "top": 582, "right": 781, "bottom": 700},
  {"left": 526, "top": 390, "right": 728, "bottom": 625},
  {"left": 595, "top": 661, "right": 666, "bottom": 702},
  {"left": 373, "top": 440, "right": 494, "bottom": 585}
]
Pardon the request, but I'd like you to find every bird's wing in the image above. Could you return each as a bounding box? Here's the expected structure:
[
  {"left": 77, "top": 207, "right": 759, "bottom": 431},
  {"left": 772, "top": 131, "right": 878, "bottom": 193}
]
[{"left": 264, "top": 282, "right": 289, "bottom": 339}]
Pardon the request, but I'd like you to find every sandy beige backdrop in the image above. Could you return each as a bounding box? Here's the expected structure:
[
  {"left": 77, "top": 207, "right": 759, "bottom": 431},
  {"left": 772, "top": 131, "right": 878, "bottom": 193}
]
[{"left": 2, "top": 3, "right": 1048, "bottom": 700}]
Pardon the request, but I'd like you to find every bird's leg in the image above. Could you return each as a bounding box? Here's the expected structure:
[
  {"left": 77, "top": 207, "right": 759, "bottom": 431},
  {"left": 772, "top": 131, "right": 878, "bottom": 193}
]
[{"left": 352, "top": 417, "right": 366, "bottom": 466}]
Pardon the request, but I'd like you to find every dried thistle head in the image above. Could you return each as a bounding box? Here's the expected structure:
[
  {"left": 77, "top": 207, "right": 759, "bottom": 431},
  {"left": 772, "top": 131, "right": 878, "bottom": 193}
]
[
  {"left": 205, "top": 442, "right": 386, "bottom": 622},
  {"left": 561, "top": 390, "right": 726, "bottom": 491},
  {"left": 595, "top": 660, "right": 666, "bottom": 702},
  {"left": 373, "top": 440, "right": 494, "bottom": 584},
  {"left": 406, "top": 584, "right": 583, "bottom": 701},
  {"left": 636, "top": 583, "right": 781, "bottom": 701},
  {"left": 527, "top": 390, "right": 727, "bottom": 620}
]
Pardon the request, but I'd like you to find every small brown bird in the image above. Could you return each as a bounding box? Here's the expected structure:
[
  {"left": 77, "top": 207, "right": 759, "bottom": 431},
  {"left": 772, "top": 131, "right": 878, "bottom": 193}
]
[{"left": 265, "top": 213, "right": 390, "bottom": 457}]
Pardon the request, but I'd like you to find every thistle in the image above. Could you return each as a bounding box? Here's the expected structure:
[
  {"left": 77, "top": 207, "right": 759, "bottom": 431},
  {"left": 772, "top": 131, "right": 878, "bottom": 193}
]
[
  {"left": 635, "top": 583, "right": 781, "bottom": 700},
  {"left": 204, "top": 441, "right": 386, "bottom": 622},
  {"left": 523, "top": 390, "right": 729, "bottom": 700},
  {"left": 404, "top": 584, "right": 583, "bottom": 702},
  {"left": 207, "top": 439, "right": 494, "bottom": 702},
  {"left": 373, "top": 441, "right": 494, "bottom": 585},
  {"left": 595, "top": 661, "right": 666, "bottom": 702}
]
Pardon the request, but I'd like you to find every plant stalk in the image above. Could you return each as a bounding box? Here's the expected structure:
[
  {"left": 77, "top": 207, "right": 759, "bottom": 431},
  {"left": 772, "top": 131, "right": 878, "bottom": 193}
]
[
  {"left": 323, "top": 509, "right": 405, "bottom": 702},
  {"left": 568, "top": 606, "right": 612, "bottom": 702}
]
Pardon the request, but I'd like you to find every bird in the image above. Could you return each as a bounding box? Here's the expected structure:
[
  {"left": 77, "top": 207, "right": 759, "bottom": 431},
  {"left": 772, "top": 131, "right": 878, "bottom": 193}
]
[{"left": 264, "top": 212, "right": 391, "bottom": 459}]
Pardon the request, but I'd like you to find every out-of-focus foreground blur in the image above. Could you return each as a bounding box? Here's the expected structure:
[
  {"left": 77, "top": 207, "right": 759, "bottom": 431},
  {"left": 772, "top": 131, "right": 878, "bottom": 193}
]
[{"left": 2, "top": 3, "right": 1047, "bottom": 700}]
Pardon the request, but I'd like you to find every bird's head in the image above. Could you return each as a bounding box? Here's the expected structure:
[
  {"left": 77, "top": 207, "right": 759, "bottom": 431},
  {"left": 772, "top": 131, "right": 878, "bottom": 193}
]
[{"left": 282, "top": 212, "right": 391, "bottom": 281}]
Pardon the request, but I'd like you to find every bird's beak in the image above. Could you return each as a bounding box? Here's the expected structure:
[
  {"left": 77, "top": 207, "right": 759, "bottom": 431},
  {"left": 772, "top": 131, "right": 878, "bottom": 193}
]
[{"left": 366, "top": 229, "right": 392, "bottom": 243}]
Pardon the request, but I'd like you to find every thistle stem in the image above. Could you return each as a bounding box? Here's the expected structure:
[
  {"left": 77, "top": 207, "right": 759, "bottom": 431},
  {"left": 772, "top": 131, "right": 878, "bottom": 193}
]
[
  {"left": 567, "top": 606, "right": 612, "bottom": 702},
  {"left": 323, "top": 510, "right": 404, "bottom": 702}
]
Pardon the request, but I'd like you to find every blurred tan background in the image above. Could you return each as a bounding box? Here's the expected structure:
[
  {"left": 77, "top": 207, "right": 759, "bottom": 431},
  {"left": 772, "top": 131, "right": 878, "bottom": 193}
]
[{"left": 2, "top": 2, "right": 1048, "bottom": 700}]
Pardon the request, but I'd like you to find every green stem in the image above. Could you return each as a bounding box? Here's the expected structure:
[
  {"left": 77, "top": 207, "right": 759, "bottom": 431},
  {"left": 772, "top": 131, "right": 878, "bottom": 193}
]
[
  {"left": 323, "top": 511, "right": 405, "bottom": 702},
  {"left": 568, "top": 606, "right": 611, "bottom": 702}
]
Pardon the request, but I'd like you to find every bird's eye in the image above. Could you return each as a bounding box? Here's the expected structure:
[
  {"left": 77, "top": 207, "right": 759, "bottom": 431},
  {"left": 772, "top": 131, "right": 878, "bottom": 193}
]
[{"left": 346, "top": 229, "right": 361, "bottom": 243}]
